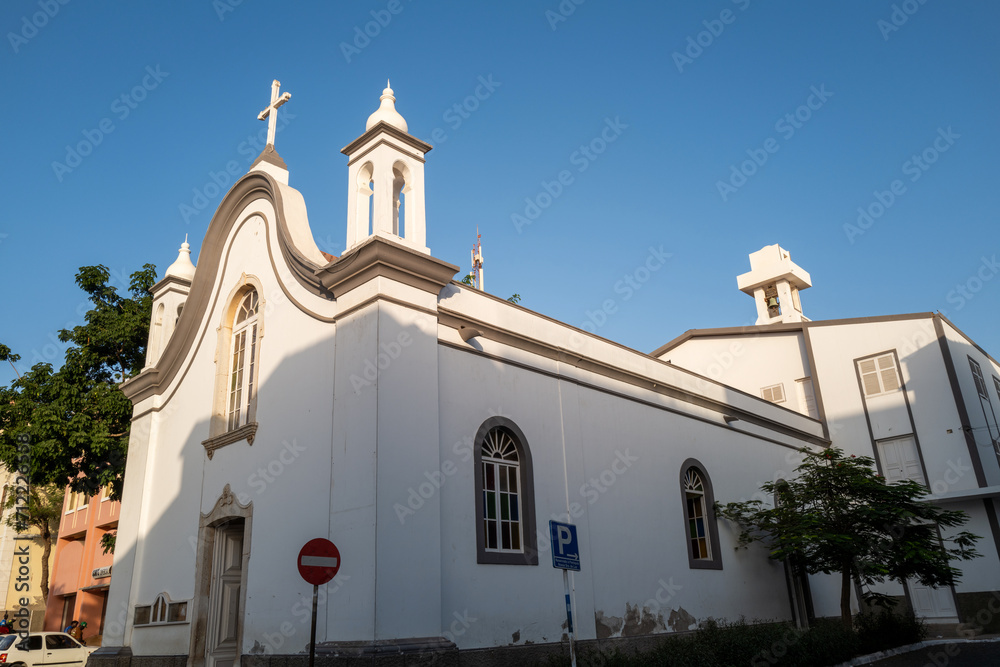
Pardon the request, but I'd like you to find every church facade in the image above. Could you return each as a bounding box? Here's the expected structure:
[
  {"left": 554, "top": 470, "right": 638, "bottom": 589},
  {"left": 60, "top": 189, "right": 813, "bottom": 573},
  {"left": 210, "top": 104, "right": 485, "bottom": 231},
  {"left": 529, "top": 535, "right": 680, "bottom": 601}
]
[{"left": 94, "top": 84, "right": 893, "bottom": 667}]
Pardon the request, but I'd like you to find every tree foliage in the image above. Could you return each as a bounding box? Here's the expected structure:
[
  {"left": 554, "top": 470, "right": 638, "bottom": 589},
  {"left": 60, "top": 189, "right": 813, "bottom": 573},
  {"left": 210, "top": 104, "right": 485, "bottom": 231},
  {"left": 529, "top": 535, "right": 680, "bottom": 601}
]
[
  {"left": 716, "top": 447, "right": 980, "bottom": 627},
  {"left": 0, "top": 264, "right": 155, "bottom": 500},
  {"left": 3, "top": 484, "right": 64, "bottom": 604}
]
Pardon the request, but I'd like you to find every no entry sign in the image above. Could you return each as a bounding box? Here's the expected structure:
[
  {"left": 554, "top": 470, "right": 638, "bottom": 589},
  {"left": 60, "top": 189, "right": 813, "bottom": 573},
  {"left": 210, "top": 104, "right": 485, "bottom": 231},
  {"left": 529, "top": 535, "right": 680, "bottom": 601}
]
[{"left": 297, "top": 538, "right": 341, "bottom": 586}]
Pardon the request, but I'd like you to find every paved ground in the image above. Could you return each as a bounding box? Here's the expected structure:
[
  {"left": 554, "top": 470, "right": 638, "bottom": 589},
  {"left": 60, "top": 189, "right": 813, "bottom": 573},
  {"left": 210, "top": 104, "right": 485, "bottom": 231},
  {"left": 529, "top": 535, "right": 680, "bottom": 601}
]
[{"left": 866, "top": 641, "right": 1000, "bottom": 666}]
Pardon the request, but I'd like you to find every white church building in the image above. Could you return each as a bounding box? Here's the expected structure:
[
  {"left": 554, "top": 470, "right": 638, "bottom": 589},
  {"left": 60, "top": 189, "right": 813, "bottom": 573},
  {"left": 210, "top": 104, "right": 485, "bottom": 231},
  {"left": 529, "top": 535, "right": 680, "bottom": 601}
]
[
  {"left": 657, "top": 244, "right": 1000, "bottom": 630},
  {"left": 91, "top": 84, "right": 996, "bottom": 667}
]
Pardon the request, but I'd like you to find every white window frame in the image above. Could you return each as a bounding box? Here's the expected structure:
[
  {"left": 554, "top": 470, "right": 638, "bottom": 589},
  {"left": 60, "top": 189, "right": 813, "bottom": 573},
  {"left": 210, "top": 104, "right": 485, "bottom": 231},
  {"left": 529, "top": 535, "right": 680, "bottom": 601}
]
[
  {"left": 684, "top": 469, "right": 712, "bottom": 561},
  {"left": 480, "top": 428, "right": 524, "bottom": 555},
  {"left": 761, "top": 383, "right": 786, "bottom": 403},
  {"left": 226, "top": 290, "right": 259, "bottom": 432},
  {"left": 969, "top": 358, "right": 988, "bottom": 399},
  {"left": 858, "top": 353, "right": 902, "bottom": 397},
  {"left": 134, "top": 593, "right": 189, "bottom": 627},
  {"left": 875, "top": 435, "right": 926, "bottom": 486}
]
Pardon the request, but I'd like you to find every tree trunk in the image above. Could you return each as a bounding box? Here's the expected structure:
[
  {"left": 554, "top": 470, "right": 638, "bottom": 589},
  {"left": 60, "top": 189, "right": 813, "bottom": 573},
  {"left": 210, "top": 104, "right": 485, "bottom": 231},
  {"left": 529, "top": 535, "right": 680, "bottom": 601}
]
[
  {"left": 40, "top": 524, "right": 51, "bottom": 604},
  {"left": 840, "top": 567, "right": 853, "bottom": 629}
]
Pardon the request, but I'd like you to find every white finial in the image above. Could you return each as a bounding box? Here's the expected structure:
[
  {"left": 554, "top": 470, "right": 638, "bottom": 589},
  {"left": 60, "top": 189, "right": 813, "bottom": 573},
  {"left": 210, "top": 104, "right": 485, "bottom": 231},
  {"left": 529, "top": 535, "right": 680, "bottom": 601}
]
[
  {"left": 366, "top": 80, "right": 408, "bottom": 132},
  {"left": 165, "top": 237, "right": 197, "bottom": 282},
  {"left": 258, "top": 79, "right": 292, "bottom": 148}
]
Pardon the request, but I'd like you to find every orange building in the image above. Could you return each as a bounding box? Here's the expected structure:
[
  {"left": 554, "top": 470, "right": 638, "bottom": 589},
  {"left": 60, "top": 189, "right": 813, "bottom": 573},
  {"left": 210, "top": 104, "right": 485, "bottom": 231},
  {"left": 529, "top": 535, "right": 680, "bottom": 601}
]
[{"left": 43, "top": 485, "right": 119, "bottom": 644}]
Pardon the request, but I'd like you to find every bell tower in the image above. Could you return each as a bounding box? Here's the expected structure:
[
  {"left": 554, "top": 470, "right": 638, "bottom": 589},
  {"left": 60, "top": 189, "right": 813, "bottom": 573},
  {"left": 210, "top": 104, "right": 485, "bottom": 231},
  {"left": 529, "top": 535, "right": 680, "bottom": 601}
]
[
  {"left": 342, "top": 82, "right": 431, "bottom": 254},
  {"left": 737, "top": 244, "right": 812, "bottom": 325}
]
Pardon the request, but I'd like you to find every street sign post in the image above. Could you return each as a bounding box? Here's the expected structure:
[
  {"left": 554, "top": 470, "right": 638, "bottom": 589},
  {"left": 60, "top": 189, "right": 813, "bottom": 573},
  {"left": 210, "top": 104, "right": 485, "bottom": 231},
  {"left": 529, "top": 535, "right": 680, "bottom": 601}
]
[
  {"left": 297, "top": 539, "right": 342, "bottom": 667},
  {"left": 549, "top": 521, "right": 580, "bottom": 667}
]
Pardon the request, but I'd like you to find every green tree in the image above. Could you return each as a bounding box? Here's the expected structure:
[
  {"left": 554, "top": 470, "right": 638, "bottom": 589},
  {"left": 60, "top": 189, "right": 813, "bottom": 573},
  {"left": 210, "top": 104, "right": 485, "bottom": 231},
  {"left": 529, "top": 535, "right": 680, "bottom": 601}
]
[
  {"left": 4, "top": 484, "right": 65, "bottom": 604},
  {"left": 0, "top": 264, "right": 155, "bottom": 501},
  {"left": 716, "top": 447, "right": 980, "bottom": 628}
]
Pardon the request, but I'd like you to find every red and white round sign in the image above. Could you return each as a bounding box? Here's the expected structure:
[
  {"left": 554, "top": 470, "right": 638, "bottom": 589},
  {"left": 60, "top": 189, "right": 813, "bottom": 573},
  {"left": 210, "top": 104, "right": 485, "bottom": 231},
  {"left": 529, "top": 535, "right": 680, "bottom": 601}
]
[{"left": 297, "top": 538, "right": 341, "bottom": 586}]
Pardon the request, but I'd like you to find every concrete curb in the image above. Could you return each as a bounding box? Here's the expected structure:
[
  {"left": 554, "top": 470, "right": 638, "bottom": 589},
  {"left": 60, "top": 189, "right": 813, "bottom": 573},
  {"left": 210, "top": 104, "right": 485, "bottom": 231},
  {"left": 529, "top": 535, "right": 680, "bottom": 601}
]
[{"left": 833, "top": 636, "right": 1000, "bottom": 666}]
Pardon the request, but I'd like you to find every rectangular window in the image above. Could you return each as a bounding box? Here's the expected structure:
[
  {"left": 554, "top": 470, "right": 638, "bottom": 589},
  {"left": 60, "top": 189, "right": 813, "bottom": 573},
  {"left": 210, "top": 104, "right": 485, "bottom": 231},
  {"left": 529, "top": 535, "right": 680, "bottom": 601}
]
[
  {"left": 858, "top": 353, "right": 902, "bottom": 397},
  {"left": 482, "top": 460, "right": 522, "bottom": 552},
  {"left": 134, "top": 606, "right": 151, "bottom": 626},
  {"left": 228, "top": 329, "right": 248, "bottom": 430},
  {"left": 796, "top": 378, "right": 820, "bottom": 419},
  {"left": 686, "top": 494, "right": 710, "bottom": 559},
  {"left": 969, "top": 358, "right": 988, "bottom": 398},
  {"left": 761, "top": 383, "right": 785, "bottom": 403},
  {"left": 994, "top": 376, "right": 1000, "bottom": 404},
  {"left": 876, "top": 435, "right": 925, "bottom": 485}
]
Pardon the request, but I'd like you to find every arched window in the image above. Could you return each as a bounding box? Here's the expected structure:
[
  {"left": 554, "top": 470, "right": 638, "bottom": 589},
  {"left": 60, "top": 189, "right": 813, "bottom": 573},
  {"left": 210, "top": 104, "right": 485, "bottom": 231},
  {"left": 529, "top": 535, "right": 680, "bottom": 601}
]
[
  {"left": 204, "top": 280, "right": 264, "bottom": 457},
  {"left": 474, "top": 417, "right": 537, "bottom": 565},
  {"left": 679, "top": 459, "right": 722, "bottom": 570},
  {"left": 356, "top": 162, "right": 374, "bottom": 236},
  {"left": 227, "top": 289, "right": 259, "bottom": 431},
  {"left": 392, "top": 161, "right": 410, "bottom": 238}
]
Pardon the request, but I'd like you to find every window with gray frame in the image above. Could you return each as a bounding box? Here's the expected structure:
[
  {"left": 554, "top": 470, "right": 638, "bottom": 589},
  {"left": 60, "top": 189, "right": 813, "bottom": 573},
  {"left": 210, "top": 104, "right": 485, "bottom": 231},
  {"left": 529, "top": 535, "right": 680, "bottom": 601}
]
[
  {"left": 474, "top": 417, "right": 537, "bottom": 565},
  {"left": 679, "top": 459, "right": 723, "bottom": 570}
]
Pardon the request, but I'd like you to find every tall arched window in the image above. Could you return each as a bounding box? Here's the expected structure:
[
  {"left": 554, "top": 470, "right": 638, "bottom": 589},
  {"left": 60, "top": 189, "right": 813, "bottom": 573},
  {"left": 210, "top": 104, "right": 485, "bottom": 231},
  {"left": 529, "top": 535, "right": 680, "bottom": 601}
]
[
  {"left": 204, "top": 280, "right": 264, "bottom": 458},
  {"left": 474, "top": 417, "right": 537, "bottom": 565},
  {"left": 227, "top": 289, "right": 259, "bottom": 431},
  {"left": 392, "top": 161, "right": 410, "bottom": 237},
  {"left": 679, "top": 459, "right": 722, "bottom": 570}
]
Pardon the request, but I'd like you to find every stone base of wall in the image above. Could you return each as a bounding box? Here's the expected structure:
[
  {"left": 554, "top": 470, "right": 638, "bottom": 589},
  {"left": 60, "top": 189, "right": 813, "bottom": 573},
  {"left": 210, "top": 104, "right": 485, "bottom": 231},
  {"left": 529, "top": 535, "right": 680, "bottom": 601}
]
[{"left": 956, "top": 591, "right": 1000, "bottom": 635}]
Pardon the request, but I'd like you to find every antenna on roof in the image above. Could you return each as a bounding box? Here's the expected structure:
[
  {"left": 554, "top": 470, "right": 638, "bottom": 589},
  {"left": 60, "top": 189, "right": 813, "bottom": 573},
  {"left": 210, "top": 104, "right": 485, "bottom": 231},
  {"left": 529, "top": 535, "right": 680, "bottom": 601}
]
[{"left": 469, "top": 227, "right": 484, "bottom": 291}]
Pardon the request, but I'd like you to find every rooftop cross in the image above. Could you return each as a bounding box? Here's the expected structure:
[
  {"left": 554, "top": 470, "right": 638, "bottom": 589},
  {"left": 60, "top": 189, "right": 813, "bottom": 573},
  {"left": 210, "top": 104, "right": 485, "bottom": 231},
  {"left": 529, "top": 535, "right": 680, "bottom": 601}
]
[{"left": 257, "top": 79, "right": 291, "bottom": 148}]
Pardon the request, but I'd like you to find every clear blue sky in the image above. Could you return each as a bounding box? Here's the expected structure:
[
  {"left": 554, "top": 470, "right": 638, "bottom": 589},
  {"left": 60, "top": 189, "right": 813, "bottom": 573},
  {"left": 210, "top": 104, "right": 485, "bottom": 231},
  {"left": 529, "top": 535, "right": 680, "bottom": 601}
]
[{"left": 2, "top": 1, "right": 998, "bottom": 387}]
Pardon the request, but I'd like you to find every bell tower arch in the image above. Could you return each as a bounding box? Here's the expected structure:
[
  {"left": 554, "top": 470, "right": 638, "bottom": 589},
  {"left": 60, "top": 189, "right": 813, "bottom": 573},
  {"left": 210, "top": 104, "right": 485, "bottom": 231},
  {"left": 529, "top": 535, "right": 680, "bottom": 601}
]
[{"left": 343, "top": 82, "right": 431, "bottom": 254}]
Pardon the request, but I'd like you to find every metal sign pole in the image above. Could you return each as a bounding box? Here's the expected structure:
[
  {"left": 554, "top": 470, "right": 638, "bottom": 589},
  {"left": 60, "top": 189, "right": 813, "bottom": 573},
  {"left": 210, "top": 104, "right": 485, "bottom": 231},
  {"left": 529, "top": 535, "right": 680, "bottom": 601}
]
[
  {"left": 562, "top": 568, "right": 577, "bottom": 667},
  {"left": 308, "top": 583, "right": 318, "bottom": 667}
]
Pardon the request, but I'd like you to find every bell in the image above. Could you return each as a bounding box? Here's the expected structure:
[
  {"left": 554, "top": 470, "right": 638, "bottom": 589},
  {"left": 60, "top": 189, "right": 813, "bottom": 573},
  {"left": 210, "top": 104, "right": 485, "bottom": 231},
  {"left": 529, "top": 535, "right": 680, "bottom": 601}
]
[{"left": 767, "top": 297, "right": 779, "bottom": 308}]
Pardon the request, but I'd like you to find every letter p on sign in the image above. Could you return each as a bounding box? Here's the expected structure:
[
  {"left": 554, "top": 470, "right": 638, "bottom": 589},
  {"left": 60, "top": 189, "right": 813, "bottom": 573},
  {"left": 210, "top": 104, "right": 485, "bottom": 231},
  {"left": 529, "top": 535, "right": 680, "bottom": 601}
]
[{"left": 549, "top": 520, "right": 581, "bottom": 571}]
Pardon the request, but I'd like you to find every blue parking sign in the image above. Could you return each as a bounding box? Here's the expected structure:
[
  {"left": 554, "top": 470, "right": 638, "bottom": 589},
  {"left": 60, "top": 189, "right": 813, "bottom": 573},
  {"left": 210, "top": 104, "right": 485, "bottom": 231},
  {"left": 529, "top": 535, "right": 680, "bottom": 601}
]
[{"left": 549, "top": 520, "right": 580, "bottom": 571}]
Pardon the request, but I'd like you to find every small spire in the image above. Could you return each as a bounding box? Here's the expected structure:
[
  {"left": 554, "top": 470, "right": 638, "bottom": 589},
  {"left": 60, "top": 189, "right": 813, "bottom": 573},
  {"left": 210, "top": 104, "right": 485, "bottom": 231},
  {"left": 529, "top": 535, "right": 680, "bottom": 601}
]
[
  {"left": 366, "top": 80, "right": 408, "bottom": 133},
  {"left": 165, "top": 237, "right": 197, "bottom": 282}
]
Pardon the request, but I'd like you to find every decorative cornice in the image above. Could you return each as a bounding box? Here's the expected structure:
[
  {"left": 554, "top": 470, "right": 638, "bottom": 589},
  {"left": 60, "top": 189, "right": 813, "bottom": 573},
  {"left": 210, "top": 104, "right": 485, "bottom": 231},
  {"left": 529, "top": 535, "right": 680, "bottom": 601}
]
[
  {"left": 202, "top": 423, "right": 257, "bottom": 459},
  {"left": 651, "top": 312, "right": 937, "bottom": 358},
  {"left": 150, "top": 274, "right": 192, "bottom": 296},
  {"left": 203, "top": 482, "right": 252, "bottom": 519},
  {"left": 121, "top": 171, "right": 331, "bottom": 403},
  {"left": 316, "top": 235, "right": 458, "bottom": 298},
  {"left": 341, "top": 120, "right": 433, "bottom": 158},
  {"left": 438, "top": 309, "right": 828, "bottom": 447}
]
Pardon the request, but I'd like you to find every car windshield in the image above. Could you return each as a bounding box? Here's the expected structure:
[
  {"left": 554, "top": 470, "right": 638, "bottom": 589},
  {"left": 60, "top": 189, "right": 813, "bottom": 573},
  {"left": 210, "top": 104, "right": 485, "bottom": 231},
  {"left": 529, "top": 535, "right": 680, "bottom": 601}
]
[{"left": 0, "top": 635, "right": 16, "bottom": 649}]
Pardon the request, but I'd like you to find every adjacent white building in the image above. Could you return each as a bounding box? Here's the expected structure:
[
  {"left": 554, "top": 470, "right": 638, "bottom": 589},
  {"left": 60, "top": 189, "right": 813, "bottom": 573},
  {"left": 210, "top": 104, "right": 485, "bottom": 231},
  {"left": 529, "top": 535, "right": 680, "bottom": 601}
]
[
  {"left": 90, "top": 84, "right": 997, "bottom": 667},
  {"left": 657, "top": 245, "right": 1000, "bottom": 627}
]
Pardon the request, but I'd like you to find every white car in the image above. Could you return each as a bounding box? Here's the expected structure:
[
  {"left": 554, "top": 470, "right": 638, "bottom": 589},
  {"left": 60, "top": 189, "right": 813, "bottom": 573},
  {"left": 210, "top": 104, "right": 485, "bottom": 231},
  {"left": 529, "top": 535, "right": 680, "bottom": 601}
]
[{"left": 0, "top": 632, "right": 97, "bottom": 667}]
